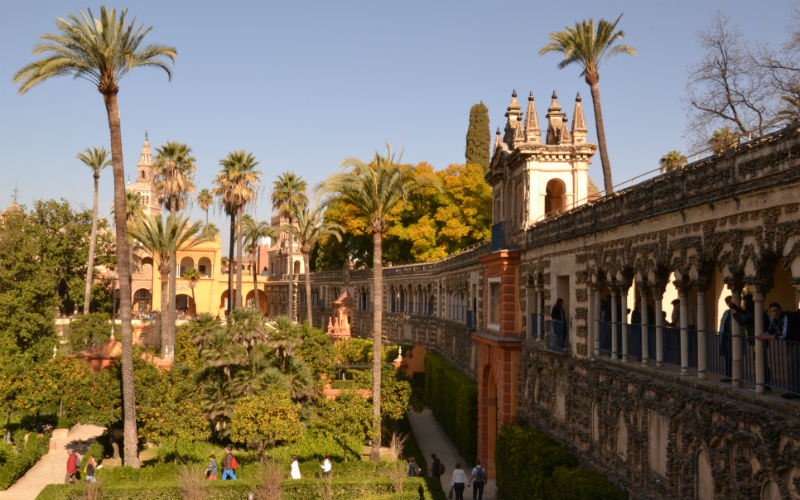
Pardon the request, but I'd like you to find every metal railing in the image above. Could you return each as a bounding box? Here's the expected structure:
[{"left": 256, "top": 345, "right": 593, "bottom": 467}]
[{"left": 545, "top": 319, "right": 569, "bottom": 354}]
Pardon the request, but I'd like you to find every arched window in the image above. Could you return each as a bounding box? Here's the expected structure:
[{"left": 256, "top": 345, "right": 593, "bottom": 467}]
[
  {"left": 545, "top": 179, "right": 567, "bottom": 216},
  {"left": 198, "top": 257, "right": 212, "bottom": 277},
  {"left": 133, "top": 289, "right": 152, "bottom": 313},
  {"left": 180, "top": 256, "right": 194, "bottom": 277}
]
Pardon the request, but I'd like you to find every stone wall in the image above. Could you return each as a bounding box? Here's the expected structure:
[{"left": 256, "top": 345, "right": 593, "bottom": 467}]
[{"left": 520, "top": 343, "right": 800, "bottom": 500}]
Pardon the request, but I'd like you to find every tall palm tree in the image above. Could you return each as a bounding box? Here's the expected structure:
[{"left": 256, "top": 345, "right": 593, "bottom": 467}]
[
  {"left": 128, "top": 213, "right": 205, "bottom": 357},
  {"left": 540, "top": 14, "right": 636, "bottom": 195},
  {"left": 77, "top": 147, "right": 111, "bottom": 315},
  {"left": 272, "top": 172, "right": 308, "bottom": 321},
  {"left": 213, "top": 151, "right": 261, "bottom": 314},
  {"left": 183, "top": 269, "right": 201, "bottom": 318},
  {"left": 153, "top": 141, "right": 196, "bottom": 359},
  {"left": 283, "top": 202, "right": 342, "bottom": 325},
  {"left": 197, "top": 188, "right": 213, "bottom": 226},
  {"left": 15, "top": 6, "right": 177, "bottom": 468},
  {"left": 114, "top": 191, "right": 145, "bottom": 223},
  {"left": 320, "top": 144, "right": 437, "bottom": 461},
  {"left": 659, "top": 150, "right": 688, "bottom": 172},
  {"left": 242, "top": 216, "right": 275, "bottom": 312}
]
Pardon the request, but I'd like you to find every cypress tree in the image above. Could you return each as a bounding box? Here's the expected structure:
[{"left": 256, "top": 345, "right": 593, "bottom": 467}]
[{"left": 465, "top": 101, "right": 491, "bottom": 173}]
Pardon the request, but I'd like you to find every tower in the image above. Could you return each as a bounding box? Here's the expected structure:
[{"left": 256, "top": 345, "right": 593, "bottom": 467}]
[
  {"left": 486, "top": 90, "right": 598, "bottom": 235},
  {"left": 127, "top": 133, "right": 162, "bottom": 216}
]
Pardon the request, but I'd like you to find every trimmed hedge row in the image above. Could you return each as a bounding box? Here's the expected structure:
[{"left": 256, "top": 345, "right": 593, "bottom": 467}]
[
  {"left": 37, "top": 476, "right": 436, "bottom": 500},
  {"left": 495, "top": 424, "right": 626, "bottom": 500},
  {"left": 423, "top": 354, "right": 477, "bottom": 464},
  {"left": 0, "top": 432, "right": 50, "bottom": 490}
]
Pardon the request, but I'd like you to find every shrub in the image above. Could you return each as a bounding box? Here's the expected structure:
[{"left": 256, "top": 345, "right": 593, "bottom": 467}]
[
  {"left": 423, "top": 354, "right": 477, "bottom": 463},
  {"left": 230, "top": 391, "right": 304, "bottom": 460},
  {"left": 548, "top": 466, "right": 627, "bottom": 500},
  {"left": 66, "top": 313, "right": 114, "bottom": 353},
  {"left": 0, "top": 432, "right": 49, "bottom": 490}
]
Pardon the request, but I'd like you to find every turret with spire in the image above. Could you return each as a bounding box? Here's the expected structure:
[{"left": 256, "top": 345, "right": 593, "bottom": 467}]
[
  {"left": 128, "top": 132, "right": 161, "bottom": 216},
  {"left": 504, "top": 90, "right": 524, "bottom": 147},
  {"left": 571, "top": 93, "right": 588, "bottom": 144},
  {"left": 545, "top": 91, "right": 566, "bottom": 145},
  {"left": 524, "top": 91, "right": 541, "bottom": 144}
]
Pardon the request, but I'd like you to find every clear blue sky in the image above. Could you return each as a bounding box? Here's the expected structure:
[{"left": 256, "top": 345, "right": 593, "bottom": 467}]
[{"left": 1, "top": 0, "right": 795, "bottom": 237}]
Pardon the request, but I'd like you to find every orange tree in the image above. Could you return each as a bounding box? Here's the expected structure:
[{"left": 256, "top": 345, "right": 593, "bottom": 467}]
[
  {"left": 138, "top": 393, "right": 209, "bottom": 462},
  {"left": 230, "top": 391, "right": 303, "bottom": 461},
  {"left": 313, "top": 391, "right": 371, "bottom": 461}
]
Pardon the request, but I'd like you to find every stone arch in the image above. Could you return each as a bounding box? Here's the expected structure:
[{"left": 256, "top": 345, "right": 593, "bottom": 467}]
[
  {"left": 293, "top": 259, "right": 301, "bottom": 275},
  {"left": 696, "top": 448, "right": 714, "bottom": 500},
  {"left": 399, "top": 287, "right": 406, "bottom": 313},
  {"left": 176, "top": 293, "right": 195, "bottom": 318},
  {"left": 179, "top": 256, "right": 194, "bottom": 276},
  {"left": 197, "top": 257, "right": 212, "bottom": 277},
  {"left": 133, "top": 288, "right": 152, "bottom": 314},
  {"left": 220, "top": 289, "right": 237, "bottom": 310},
  {"left": 245, "top": 289, "right": 267, "bottom": 313},
  {"left": 545, "top": 178, "right": 567, "bottom": 216}
]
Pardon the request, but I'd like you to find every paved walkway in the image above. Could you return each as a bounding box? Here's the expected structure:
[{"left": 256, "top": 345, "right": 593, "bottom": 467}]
[
  {"left": 0, "top": 424, "right": 105, "bottom": 500},
  {"left": 408, "top": 408, "right": 496, "bottom": 500}
]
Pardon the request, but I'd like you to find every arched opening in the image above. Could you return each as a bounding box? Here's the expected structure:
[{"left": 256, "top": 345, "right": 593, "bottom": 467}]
[
  {"left": 293, "top": 259, "right": 301, "bottom": 275},
  {"left": 399, "top": 288, "right": 406, "bottom": 313},
  {"left": 133, "top": 289, "right": 152, "bottom": 315},
  {"left": 245, "top": 289, "right": 267, "bottom": 313},
  {"left": 696, "top": 449, "right": 714, "bottom": 500},
  {"left": 198, "top": 257, "right": 212, "bottom": 278},
  {"left": 220, "top": 290, "right": 237, "bottom": 311},
  {"left": 176, "top": 293, "right": 195, "bottom": 319},
  {"left": 544, "top": 179, "right": 567, "bottom": 217},
  {"left": 139, "top": 257, "right": 153, "bottom": 278},
  {"left": 180, "top": 256, "right": 194, "bottom": 277}
]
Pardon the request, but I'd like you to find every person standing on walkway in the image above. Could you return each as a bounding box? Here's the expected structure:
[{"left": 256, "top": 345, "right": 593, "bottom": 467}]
[
  {"left": 471, "top": 460, "right": 487, "bottom": 500},
  {"left": 758, "top": 302, "right": 800, "bottom": 398},
  {"left": 290, "top": 455, "right": 301, "bottom": 479},
  {"left": 205, "top": 454, "right": 217, "bottom": 480},
  {"left": 320, "top": 454, "right": 331, "bottom": 478},
  {"left": 451, "top": 463, "right": 467, "bottom": 500},
  {"left": 431, "top": 453, "right": 442, "bottom": 479},
  {"left": 221, "top": 447, "right": 237, "bottom": 480},
  {"left": 84, "top": 455, "right": 97, "bottom": 483},
  {"left": 65, "top": 450, "right": 80, "bottom": 484},
  {"left": 407, "top": 457, "right": 421, "bottom": 477}
]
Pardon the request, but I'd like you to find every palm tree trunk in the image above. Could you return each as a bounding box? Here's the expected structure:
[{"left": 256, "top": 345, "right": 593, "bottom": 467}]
[
  {"left": 167, "top": 202, "right": 178, "bottom": 360},
  {"left": 287, "top": 223, "right": 294, "bottom": 321},
  {"left": 370, "top": 230, "right": 383, "bottom": 462},
  {"left": 83, "top": 175, "right": 100, "bottom": 315},
  {"left": 252, "top": 248, "right": 258, "bottom": 311},
  {"left": 103, "top": 91, "right": 139, "bottom": 468},
  {"left": 159, "top": 270, "right": 169, "bottom": 356},
  {"left": 236, "top": 207, "right": 243, "bottom": 308},
  {"left": 227, "top": 213, "right": 235, "bottom": 315},
  {"left": 588, "top": 81, "right": 613, "bottom": 195},
  {"left": 304, "top": 253, "right": 312, "bottom": 326}
]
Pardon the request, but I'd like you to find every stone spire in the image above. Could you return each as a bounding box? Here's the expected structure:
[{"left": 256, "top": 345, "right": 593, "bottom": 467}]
[
  {"left": 524, "top": 91, "right": 541, "bottom": 144},
  {"left": 545, "top": 91, "right": 566, "bottom": 145},
  {"left": 504, "top": 90, "right": 523, "bottom": 147},
  {"left": 494, "top": 127, "right": 502, "bottom": 151},
  {"left": 571, "top": 93, "right": 588, "bottom": 144},
  {"left": 559, "top": 116, "right": 572, "bottom": 144}
]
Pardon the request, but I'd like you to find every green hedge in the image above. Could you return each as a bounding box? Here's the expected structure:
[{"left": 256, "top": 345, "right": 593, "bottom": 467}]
[
  {"left": 37, "top": 477, "right": 437, "bottom": 500},
  {"left": 0, "top": 432, "right": 50, "bottom": 490},
  {"left": 495, "top": 424, "right": 626, "bottom": 500},
  {"left": 423, "top": 354, "right": 477, "bottom": 463}
]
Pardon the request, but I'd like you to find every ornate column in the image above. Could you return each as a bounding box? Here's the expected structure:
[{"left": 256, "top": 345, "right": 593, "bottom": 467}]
[
  {"left": 593, "top": 284, "right": 602, "bottom": 358},
  {"left": 679, "top": 287, "right": 690, "bottom": 375},
  {"left": 654, "top": 286, "right": 665, "bottom": 368},
  {"left": 753, "top": 290, "right": 766, "bottom": 393},
  {"left": 728, "top": 280, "right": 744, "bottom": 388},
  {"left": 640, "top": 282, "right": 650, "bottom": 367},
  {"left": 694, "top": 279, "right": 711, "bottom": 380},
  {"left": 620, "top": 285, "right": 630, "bottom": 363},
  {"left": 610, "top": 286, "right": 619, "bottom": 361}
]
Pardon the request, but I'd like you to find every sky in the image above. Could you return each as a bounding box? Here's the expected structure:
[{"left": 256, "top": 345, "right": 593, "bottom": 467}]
[{"left": 1, "top": 0, "right": 796, "bottom": 242}]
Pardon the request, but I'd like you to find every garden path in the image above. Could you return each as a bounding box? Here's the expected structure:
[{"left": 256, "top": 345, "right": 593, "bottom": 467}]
[
  {"left": 0, "top": 423, "right": 104, "bottom": 500},
  {"left": 408, "top": 408, "right": 496, "bottom": 500}
]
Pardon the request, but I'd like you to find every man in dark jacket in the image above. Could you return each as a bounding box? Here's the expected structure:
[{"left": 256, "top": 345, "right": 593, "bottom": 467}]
[
  {"left": 221, "top": 447, "right": 237, "bottom": 480},
  {"left": 759, "top": 303, "right": 800, "bottom": 398}
]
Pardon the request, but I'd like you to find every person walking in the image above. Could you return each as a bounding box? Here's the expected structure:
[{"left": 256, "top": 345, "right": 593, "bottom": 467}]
[
  {"left": 84, "top": 455, "right": 97, "bottom": 483},
  {"left": 205, "top": 454, "right": 218, "bottom": 480},
  {"left": 320, "top": 454, "right": 331, "bottom": 478},
  {"left": 471, "top": 460, "right": 487, "bottom": 500},
  {"left": 221, "top": 447, "right": 237, "bottom": 480},
  {"left": 431, "top": 453, "right": 442, "bottom": 479},
  {"left": 407, "top": 457, "right": 421, "bottom": 477},
  {"left": 65, "top": 450, "right": 80, "bottom": 484},
  {"left": 450, "top": 463, "right": 467, "bottom": 500},
  {"left": 290, "top": 455, "right": 301, "bottom": 479}
]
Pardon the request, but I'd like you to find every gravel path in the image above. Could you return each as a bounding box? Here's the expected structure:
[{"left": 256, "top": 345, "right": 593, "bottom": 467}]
[
  {"left": 0, "top": 424, "right": 105, "bottom": 500},
  {"left": 408, "top": 408, "right": 496, "bottom": 500}
]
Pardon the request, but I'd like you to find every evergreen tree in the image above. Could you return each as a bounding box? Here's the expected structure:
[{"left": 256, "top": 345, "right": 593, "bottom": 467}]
[{"left": 465, "top": 102, "right": 491, "bottom": 173}]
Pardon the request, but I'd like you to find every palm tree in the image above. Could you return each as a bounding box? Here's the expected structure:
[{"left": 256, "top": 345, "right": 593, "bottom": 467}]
[
  {"left": 659, "top": 150, "right": 688, "bottom": 172},
  {"left": 320, "top": 144, "right": 437, "bottom": 461},
  {"left": 272, "top": 172, "right": 308, "bottom": 321},
  {"left": 153, "top": 141, "right": 196, "bottom": 359},
  {"left": 242, "top": 216, "right": 275, "bottom": 312},
  {"left": 283, "top": 202, "right": 342, "bottom": 325},
  {"left": 201, "top": 222, "right": 220, "bottom": 239},
  {"left": 128, "top": 213, "right": 205, "bottom": 357},
  {"left": 213, "top": 151, "right": 261, "bottom": 314},
  {"left": 15, "top": 6, "right": 177, "bottom": 468},
  {"left": 777, "top": 90, "right": 800, "bottom": 123},
  {"left": 539, "top": 14, "right": 636, "bottom": 195},
  {"left": 77, "top": 147, "right": 111, "bottom": 315},
  {"left": 197, "top": 188, "right": 213, "bottom": 226},
  {"left": 114, "top": 191, "right": 145, "bottom": 223},
  {"left": 183, "top": 269, "right": 202, "bottom": 318},
  {"left": 709, "top": 127, "right": 740, "bottom": 154}
]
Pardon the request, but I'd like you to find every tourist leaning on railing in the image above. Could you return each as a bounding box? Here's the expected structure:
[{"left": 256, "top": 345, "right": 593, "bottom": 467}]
[{"left": 757, "top": 303, "right": 800, "bottom": 399}]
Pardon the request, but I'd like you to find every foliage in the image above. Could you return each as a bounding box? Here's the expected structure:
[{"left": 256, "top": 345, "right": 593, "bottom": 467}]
[
  {"left": 465, "top": 101, "right": 491, "bottom": 173},
  {"left": 424, "top": 354, "right": 477, "bottom": 463},
  {"left": 496, "top": 423, "right": 627, "bottom": 500},
  {"left": 230, "top": 391, "right": 304, "bottom": 460},
  {"left": 659, "top": 150, "right": 688, "bottom": 172},
  {"left": 67, "top": 312, "right": 114, "bottom": 352},
  {"left": 295, "top": 322, "right": 336, "bottom": 380},
  {"left": 0, "top": 432, "right": 49, "bottom": 490},
  {"left": 0, "top": 207, "right": 59, "bottom": 366},
  {"left": 336, "top": 338, "right": 373, "bottom": 365},
  {"left": 313, "top": 392, "right": 372, "bottom": 454},
  {"left": 381, "top": 368, "right": 411, "bottom": 424},
  {"left": 709, "top": 126, "right": 740, "bottom": 153}
]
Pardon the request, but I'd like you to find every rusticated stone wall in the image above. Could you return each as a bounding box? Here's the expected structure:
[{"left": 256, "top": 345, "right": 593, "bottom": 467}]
[{"left": 520, "top": 344, "right": 800, "bottom": 499}]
